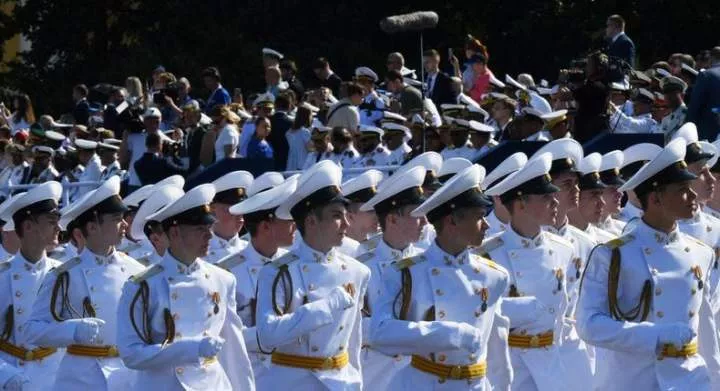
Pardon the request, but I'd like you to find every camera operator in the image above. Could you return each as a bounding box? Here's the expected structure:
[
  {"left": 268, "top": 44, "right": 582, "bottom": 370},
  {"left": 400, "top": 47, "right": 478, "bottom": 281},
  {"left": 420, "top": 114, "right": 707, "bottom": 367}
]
[
  {"left": 119, "top": 107, "right": 173, "bottom": 193},
  {"left": 133, "top": 132, "right": 184, "bottom": 186},
  {"left": 103, "top": 87, "right": 127, "bottom": 137},
  {"left": 179, "top": 100, "right": 208, "bottom": 175},
  {"left": 570, "top": 51, "right": 611, "bottom": 143}
]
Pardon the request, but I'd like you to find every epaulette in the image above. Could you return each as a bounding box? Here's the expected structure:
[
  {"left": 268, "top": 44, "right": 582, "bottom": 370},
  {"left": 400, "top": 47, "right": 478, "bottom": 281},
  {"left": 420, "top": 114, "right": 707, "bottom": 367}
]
[
  {"left": 135, "top": 255, "right": 151, "bottom": 267},
  {"left": 604, "top": 234, "right": 635, "bottom": 249},
  {"left": 355, "top": 252, "right": 375, "bottom": 263},
  {"left": 546, "top": 232, "right": 574, "bottom": 250},
  {"left": 216, "top": 254, "right": 246, "bottom": 271},
  {"left": 393, "top": 255, "right": 426, "bottom": 271},
  {"left": 477, "top": 235, "right": 504, "bottom": 255},
  {"left": 130, "top": 264, "right": 164, "bottom": 284},
  {"left": 470, "top": 254, "right": 508, "bottom": 275},
  {"left": 52, "top": 257, "right": 82, "bottom": 275},
  {"left": 360, "top": 236, "right": 380, "bottom": 251},
  {"left": 566, "top": 225, "right": 595, "bottom": 244},
  {"left": 0, "top": 262, "right": 10, "bottom": 273},
  {"left": 272, "top": 252, "right": 299, "bottom": 268}
]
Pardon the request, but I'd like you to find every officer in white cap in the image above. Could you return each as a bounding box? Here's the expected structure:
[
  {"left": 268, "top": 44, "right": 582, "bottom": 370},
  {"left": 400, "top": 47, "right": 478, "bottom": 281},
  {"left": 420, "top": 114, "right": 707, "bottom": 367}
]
[
  {"left": 117, "top": 184, "right": 255, "bottom": 390},
  {"left": 98, "top": 142, "right": 122, "bottom": 182},
  {"left": 355, "top": 165, "right": 427, "bottom": 389},
  {"left": 247, "top": 171, "right": 285, "bottom": 198},
  {"left": 356, "top": 125, "right": 391, "bottom": 168},
  {"left": 254, "top": 160, "right": 370, "bottom": 390},
  {"left": 615, "top": 143, "right": 663, "bottom": 222},
  {"left": 51, "top": 190, "right": 95, "bottom": 263},
  {"left": 355, "top": 67, "right": 387, "bottom": 126},
  {"left": 28, "top": 145, "right": 59, "bottom": 183},
  {"left": 302, "top": 120, "right": 334, "bottom": 170},
  {"left": 481, "top": 152, "right": 528, "bottom": 237},
  {"left": 75, "top": 139, "right": 103, "bottom": 185},
  {"left": 0, "top": 182, "right": 64, "bottom": 390},
  {"left": 206, "top": 171, "right": 254, "bottom": 263},
  {"left": 568, "top": 153, "right": 616, "bottom": 243},
  {"left": 262, "top": 47, "right": 284, "bottom": 68},
  {"left": 481, "top": 152, "right": 575, "bottom": 390},
  {"left": 440, "top": 119, "right": 476, "bottom": 161},
  {"left": 0, "top": 195, "right": 21, "bottom": 262},
  {"left": 215, "top": 175, "right": 299, "bottom": 382},
  {"left": 595, "top": 151, "right": 627, "bottom": 236},
  {"left": 369, "top": 164, "right": 513, "bottom": 390},
  {"left": 577, "top": 137, "right": 720, "bottom": 390},
  {"left": 337, "top": 170, "right": 384, "bottom": 258},
  {"left": 609, "top": 88, "right": 658, "bottom": 134},
  {"left": 127, "top": 185, "right": 185, "bottom": 265},
  {"left": 381, "top": 121, "right": 412, "bottom": 166},
  {"left": 438, "top": 157, "right": 473, "bottom": 184},
  {"left": 24, "top": 176, "right": 145, "bottom": 390}
]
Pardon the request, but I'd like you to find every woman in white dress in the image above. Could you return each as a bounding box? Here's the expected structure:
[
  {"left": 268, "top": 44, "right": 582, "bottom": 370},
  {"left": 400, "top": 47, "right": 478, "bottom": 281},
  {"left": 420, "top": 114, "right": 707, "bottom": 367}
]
[
  {"left": 1, "top": 94, "right": 35, "bottom": 136},
  {"left": 211, "top": 105, "right": 240, "bottom": 162},
  {"left": 285, "top": 104, "right": 313, "bottom": 170}
]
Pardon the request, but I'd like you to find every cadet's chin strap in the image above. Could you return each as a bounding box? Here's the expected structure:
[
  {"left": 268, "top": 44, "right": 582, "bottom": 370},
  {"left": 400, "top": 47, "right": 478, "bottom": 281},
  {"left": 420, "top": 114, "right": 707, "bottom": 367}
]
[
  {"left": 271, "top": 264, "right": 293, "bottom": 316},
  {"left": 50, "top": 271, "right": 85, "bottom": 321},
  {"left": 607, "top": 247, "right": 652, "bottom": 321},
  {"left": 1, "top": 305, "right": 13, "bottom": 341},
  {"left": 129, "top": 281, "right": 175, "bottom": 345}
]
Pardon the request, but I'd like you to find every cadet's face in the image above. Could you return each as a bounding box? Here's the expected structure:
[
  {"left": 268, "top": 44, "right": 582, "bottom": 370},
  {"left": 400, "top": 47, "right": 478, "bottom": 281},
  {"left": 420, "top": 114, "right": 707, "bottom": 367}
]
[
  {"left": 309, "top": 203, "right": 348, "bottom": 248},
  {"left": 552, "top": 172, "right": 580, "bottom": 211},
  {"left": 349, "top": 209, "right": 378, "bottom": 237},
  {"left": 688, "top": 162, "right": 715, "bottom": 203},
  {"left": 26, "top": 212, "right": 60, "bottom": 248},
  {"left": 601, "top": 186, "right": 623, "bottom": 214},
  {"left": 522, "top": 193, "right": 559, "bottom": 226},
  {"left": 451, "top": 207, "right": 489, "bottom": 247},
  {"left": 579, "top": 190, "right": 605, "bottom": 224},
  {"left": 389, "top": 205, "right": 425, "bottom": 244},
  {"left": 99, "top": 212, "right": 127, "bottom": 246},
  {"left": 270, "top": 219, "right": 296, "bottom": 247},
  {"left": 176, "top": 224, "right": 213, "bottom": 257},
  {"left": 656, "top": 181, "right": 697, "bottom": 219},
  {"left": 213, "top": 203, "right": 244, "bottom": 233}
]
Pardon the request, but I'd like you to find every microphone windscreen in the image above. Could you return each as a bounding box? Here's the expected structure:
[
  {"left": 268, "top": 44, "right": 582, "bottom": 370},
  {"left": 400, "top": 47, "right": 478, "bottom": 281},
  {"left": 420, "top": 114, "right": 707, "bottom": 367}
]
[{"left": 380, "top": 11, "right": 439, "bottom": 34}]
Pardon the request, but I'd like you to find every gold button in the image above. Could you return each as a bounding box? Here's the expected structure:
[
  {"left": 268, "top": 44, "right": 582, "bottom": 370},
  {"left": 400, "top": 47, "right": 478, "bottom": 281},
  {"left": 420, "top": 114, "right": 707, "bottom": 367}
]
[
  {"left": 438, "top": 310, "right": 446, "bottom": 319},
  {"left": 12, "top": 274, "right": 19, "bottom": 280},
  {"left": 655, "top": 288, "right": 662, "bottom": 296},
  {"left": 15, "top": 291, "right": 21, "bottom": 297},
  {"left": 432, "top": 268, "right": 440, "bottom": 276},
  {"left": 685, "top": 247, "right": 690, "bottom": 252},
  {"left": 16, "top": 308, "right": 23, "bottom": 314},
  {"left": 175, "top": 332, "right": 182, "bottom": 338},
  {"left": 435, "top": 289, "right": 444, "bottom": 296},
  {"left": 474, "top": 288, "right": 482, "bottom": 295},
  {"left": 473, "top": 267, "right": 480, "bottom": 274},
  {"left": 689, "top": 310, "right": 695, "bottom": 318},
  {"left": 311, "top": 346, "right": 319, "bottom": 352},
  {"left": 303, "top": 265, "right": 309, "bottom": 272},
  {"left": 691, "top": 288, "right": 697, "bottom": 295},
  {"left": 173, "top": 313, "right": 180, "bottom": 321},
  {"left": 438, "top": 354, "right": 446, "bottom": 362},
  {"left": 469, "top": 353, "right": 477, "bottom": 361},
  {"left": 251, "top": 268, "right": 257, "bottom": 274},
  {"left": 651, "top": 269, "right": 658, "bottom": 276},
  {"left": 656, "top": 311, "right": 664, "bottom": 318},
  {"left": 338, "top": 345, "right": 345, "bottom": 351},
  {"left": 171, "top": 292, "right": 178, "bottom": 300},
  {"left": 309, "top": 284, "right": 316, "bottom": 291},
  {"left": 176, "top": 367, "right": 184, "bottom": 374}
]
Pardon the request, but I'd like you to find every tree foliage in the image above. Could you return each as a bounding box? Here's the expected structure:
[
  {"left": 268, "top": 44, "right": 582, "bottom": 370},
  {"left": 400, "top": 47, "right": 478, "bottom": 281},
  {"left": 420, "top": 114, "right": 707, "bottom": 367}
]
[{"left": 0, "top": 0, "right": 717, "bottom": 114}]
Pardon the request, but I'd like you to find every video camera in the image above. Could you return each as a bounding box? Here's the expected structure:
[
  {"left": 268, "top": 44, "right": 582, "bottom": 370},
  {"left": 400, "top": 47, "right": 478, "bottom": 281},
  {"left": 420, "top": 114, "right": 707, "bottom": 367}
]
[{"left": 153, "top": 81, "right": 183, "bottom": 105}]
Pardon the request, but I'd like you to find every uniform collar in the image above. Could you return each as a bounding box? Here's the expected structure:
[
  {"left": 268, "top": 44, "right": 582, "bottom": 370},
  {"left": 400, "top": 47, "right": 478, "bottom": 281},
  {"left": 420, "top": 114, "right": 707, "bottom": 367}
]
[
  {"left": 164, "top": 251, "right": 202, "bottom": 275},
  {"left": 81, "top": 247, "right": 118, "bottom": 266},
  {"left": 13, "top": 252, "right": 48, "bottom": 272},
  {"left": 503, "top": 225, "right": 546, "bottom": 249},
  {"left": 376, "top": 238, "right": 415, "bottom": 261},
  {"left": 703, "top": 205, "right": 720, "bottom": 219},
  {"left": 295, "top": 236, "right": 339, "bottom": 264},
  {"left": 544, "top": 217, "right": 570, "bottom": 237},
  {"left": 487, "top": 210, "right": 509, "bottom": 231},
  {"left": 246, "top": 241, "right": 277, "bottom": 264},
  {"left": 621, "top": 201, "right": 644, "bottom": 220},
  {"left": 211, "top": 232, "right": 242, "bottom": 249},
  {"left": 636, "top": 219, "right": 681, "bottom": 245},
  {"left": 425, "top": 241, "right": 471, "bottom": 267}
]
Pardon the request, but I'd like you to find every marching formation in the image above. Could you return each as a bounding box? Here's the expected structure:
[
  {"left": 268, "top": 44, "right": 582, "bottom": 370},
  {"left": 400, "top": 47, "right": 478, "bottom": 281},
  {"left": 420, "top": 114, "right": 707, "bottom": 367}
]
[{"left": 1, "top": 121, "right": 720, "bottom": 390}]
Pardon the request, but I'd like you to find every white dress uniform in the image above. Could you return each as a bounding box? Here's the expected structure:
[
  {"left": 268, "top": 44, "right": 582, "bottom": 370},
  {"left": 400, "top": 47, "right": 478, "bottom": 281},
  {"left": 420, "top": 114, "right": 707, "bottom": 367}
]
[
  {"left": 117, "top": 253, "right": 254, "bottom": 390},
  {"left": 703, "top": 205, "right": 720, "bottom": 220},
  {"left": 329, "top": 146, "right": 361, "bottom": 168},
  {"left": 99, "top": 161, "right": 122, "bottom": 182},
  {"left": 24, "top": 248, "right": 145, "bottom": 390},
  {"left": 217, "top": 243, "right": 287, "bottom": 380},
  {"left": 0, "top": 245, "right": 14, "bottom": 263},
  {"left": 207, "top": 233, "right": 248, "bottom": 264},
  {"left": 485, "top": 210, "right": 510, "bottom": 238},
  {"left": 337, "top": 235, "right": 361, "bottom": 258},
  {"left": 387, "top": 144, "right": 412, "bottom": 166},
  {"left": 616, "top": 201, "right": 644, "bottom": 222},
  {"left": 358, "top": 145, "right": 391, "bottom": 168},
  {"left": 0, "top": 255, "right": 64, "bottom": 390},
  {"left": 481, "top": 152, "right": 529, "bottom": 238},
  {"left": 595, "top": 216, "right": 626, "bottom": 236}
]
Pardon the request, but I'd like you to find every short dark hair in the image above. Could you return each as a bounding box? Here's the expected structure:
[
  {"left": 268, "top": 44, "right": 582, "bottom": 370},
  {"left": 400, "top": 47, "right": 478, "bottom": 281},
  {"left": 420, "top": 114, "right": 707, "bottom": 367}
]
[
  {"left": 275, "top": 93, "right": 291, "bottom": 111},
  {"left": 386, "top": 70, "right": 403, "bottom": 83},
  {"left": 312, "top": 57, "right": 330, "bottom": 70},
  {"left": 146, "top": 132, "right": 161, "bottom": 149},
  {"left": 423, "top": 49, "right": 440, "bottom": 58},
  {"left": 202, "top": 66, "right": 221, "bottom": 82},
  {"left": 295, "top": 208, "right": 323, "bottom": 236},
  {"left": 280, "top": 59, "right": 297, "bottom": 74},
  {"left": 607, "top": 14, "right": 625, "bottom": 29},
  {"left": 74, "top": 84, "right": 89, "bottom": 97},
  {"left": 346, "top": 82, "right": 364, "bottom": 97},
  {"left": 143, "top": 220, "right": 163, "bottom": 239}
]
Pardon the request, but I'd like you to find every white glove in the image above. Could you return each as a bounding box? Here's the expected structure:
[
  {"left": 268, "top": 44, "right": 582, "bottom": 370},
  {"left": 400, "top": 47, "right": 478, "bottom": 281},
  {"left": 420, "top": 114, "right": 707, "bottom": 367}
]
[
  {"left": 327, "top": 286, "right": 355, "bottom": 312},
  {"left": 73, "top": 318, "right": 106, "bottom": 344},
  {"left": 3, "top": 374, "right": 29, "bottom": 391},
  {"left": 458, "top": 322, "right": 483, "bottom": 353},
  {"left": 656, "top": 322, "right": 695, "bottom": 349},
  {"left": 198, "top": 336, "right": 225, "bottom": 358}
]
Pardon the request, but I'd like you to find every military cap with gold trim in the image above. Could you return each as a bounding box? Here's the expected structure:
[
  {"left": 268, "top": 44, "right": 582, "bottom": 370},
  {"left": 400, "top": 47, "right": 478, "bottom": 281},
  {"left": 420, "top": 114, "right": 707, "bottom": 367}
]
[
  {"left": 599, "top": 150, "right": 625, "bottom": 186},
  {"left": 619, "top": 138, "right": 697, "bottom": 198},
  {"left": 230, "top": 175, "right": 299, "bottom": 222},
  {"left": 530, "top": 138, "right": 583, "bottom": 175},
  {"left": 360, "top": 166, "right": 426, "bottom": 215},
  {"left": 275, "top": 161, "right": 348, "bottom": 221},
  {"left": 211, "top": 170, "right": 253, "bottom": 205},
  {"left": 620, "top": 143, "right": 662, "bottom": 180},
  {"left": 577, "top": 153, "right": 607, "bottom": 191},
  {"left": 485, "top": 152, "right": 560, "bottom": 204},
  {"left": 65, "top": 176, "right": 128, "bottom": 227},
  {"left": 0, "top": 181, "right": 61, "bottom": 231},
  {"left": 341, "top": 170, "right": 384, "bottom": 204},
  {"left": 412, "top": 164, "right": 492, "bottom": 222},
  {"left": 148, "top": 183, "right": 216, "bottom": 228},
  {"left": 672, "top": 122, "right": 714, "bottom": 164}
]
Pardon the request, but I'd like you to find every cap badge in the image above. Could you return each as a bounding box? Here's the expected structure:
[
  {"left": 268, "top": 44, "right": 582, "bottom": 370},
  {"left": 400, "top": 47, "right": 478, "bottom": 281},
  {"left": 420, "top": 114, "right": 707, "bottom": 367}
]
[{"left": 202, "top": 204, "right": 211, "bottom": 213}]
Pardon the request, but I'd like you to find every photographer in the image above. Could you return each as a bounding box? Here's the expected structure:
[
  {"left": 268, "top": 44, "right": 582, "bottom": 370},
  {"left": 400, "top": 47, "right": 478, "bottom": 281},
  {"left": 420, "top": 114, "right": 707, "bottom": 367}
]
[
  {"left": 133, "top": 131, "right": 184, "bottom": 185},
  {"left": 571, "top": 51, "right": 611, "bottom": 143},
  {"left": 119, "top": 107, "right": 172, "bottom": 192}
]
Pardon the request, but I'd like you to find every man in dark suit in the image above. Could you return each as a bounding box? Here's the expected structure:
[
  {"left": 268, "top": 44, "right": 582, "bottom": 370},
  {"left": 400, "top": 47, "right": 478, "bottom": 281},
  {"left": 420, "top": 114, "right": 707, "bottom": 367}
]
[
  {"left": 423, "top": 49, "right": 455, "bottom": 107},
  {"left": 310, "top": 57, "right": 342, "bottom": 98},
  {"left": 269, "top": 93, "right": 293, "bottom": 171},
  {"left": 134, "top": 132, "right": 184, "bottom": 185},
  {"left": 280, "top": 59, "right": 305, "bottom": 100},
  {"left": 72, "top": 84, "right": 91, "bottom": 125},
  {"left": 687, "top": 47, "right": 720, "bottom": 141},
  {"left": 605, "top": 14, "right": 635, "bottom": 68}
]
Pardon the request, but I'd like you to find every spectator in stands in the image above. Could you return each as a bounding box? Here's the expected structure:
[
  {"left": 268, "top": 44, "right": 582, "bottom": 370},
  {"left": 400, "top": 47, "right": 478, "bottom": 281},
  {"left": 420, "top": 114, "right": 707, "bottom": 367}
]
[
  {"left": 605, "top": 14, "right": 635, "bottom": 67},
  {"left": 269, "top": 93, "right": 293, "bottom": 170},
  {"left": 210, "top": 105, "right": 240, "bottom": 163},
  {"left": 280, "top": 59, "right": 305, "bottom": 99},
  {"left": 133, "top": 132, "right": 183, "bottom": 185},
  {"left": 119, "top": 107, "right": 169, "bottom": 192},
  {"left": 286, "top": 103, "right": 313, "bottom": 171},
  {"left": 247, "top": 117, "right": 274, "bottom": 159},
  {"left": 385, "top": 70, "right": 423, "bottom": 116},
  {"left": 311, "top": 57, "right": 342, "bottom": 97},
  {"left": 1, "top": 94, "right": 35, "bottom": 136},
  {"left": 423, "top": 49, "right": 455, "bottom": 107},
  {"left": 326, "top": 82, "right": 363, "bottom": 132},
  {"left": 181, "top": 101, "right": 207, "bottom": 174},
  {"left": 125, "top": 76, "right": 145, "bottom": 106},
  {"left": 688, "top": 47, "right": 720, "bottom": 141},
  {"left": 72, "top": 84, "right": 90, "bottom": 125},
  {"left": 202, "top": 66, "right": 231, "bottom": 114}
]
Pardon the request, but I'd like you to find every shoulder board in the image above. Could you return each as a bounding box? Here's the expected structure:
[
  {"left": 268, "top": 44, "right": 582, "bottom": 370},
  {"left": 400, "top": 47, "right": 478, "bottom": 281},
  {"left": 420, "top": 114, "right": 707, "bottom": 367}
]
[
  {"left": 355, "top": 252, "right": 375, "bottom": 263},
  {"left": 272, "top": 252, "right": 299, "bottom": 268},
  {"left": 604, "top": 234, "right": 635, "bottom": 249},
  {"left": 471, "top": 254, "right": 508, "bottom": 275},
  {"left": 130, "top": 264, "right": 164, "bottom": 284},
  {"left": 216, "top": 254, "right": 246, "bottom": 271},
  {"left": 566, "top": 225, "right": 594, "bottom": 244},
  {"left": 135, "top": 255, "right": 151, "bottom": 267},
  {"left": 0, "top": 262, "right": 10, "bottom": 273},
  {"left": 546, "top": 232, "right": 574, "bottom": 249},
  {"left": 361, "top": 236, "right": 380, "bottom": 251},
  {"left": 478, "top": 235, "right": 504, "bottom": 255},
  {"left": 52, "top": 257, "right": 82, "bottom": 275},
  {"left": 683, "top": 233, "right": 713, "bottom": 251},
  {"left": 393, "top": 255, "right": 427, "bottom": 271}
]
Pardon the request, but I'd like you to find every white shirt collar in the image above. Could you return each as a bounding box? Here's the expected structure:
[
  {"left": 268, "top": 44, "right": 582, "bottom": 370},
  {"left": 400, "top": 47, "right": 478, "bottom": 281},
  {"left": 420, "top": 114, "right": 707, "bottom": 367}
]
[{"left": 611, "top": 31, "right": 625, "bottom": 43}]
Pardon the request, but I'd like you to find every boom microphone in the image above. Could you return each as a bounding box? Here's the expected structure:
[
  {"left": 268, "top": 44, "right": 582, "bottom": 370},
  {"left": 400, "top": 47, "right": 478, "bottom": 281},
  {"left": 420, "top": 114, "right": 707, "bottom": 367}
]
[{"left": 380, "top": 11, "right": 439, "bottom": 34}]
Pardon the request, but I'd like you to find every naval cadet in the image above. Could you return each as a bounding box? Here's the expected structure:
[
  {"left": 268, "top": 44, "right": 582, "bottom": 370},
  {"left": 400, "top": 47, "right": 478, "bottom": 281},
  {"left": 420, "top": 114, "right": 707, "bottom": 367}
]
[
  {"left": 482, "top": 152, "right": 576, "bottom": 391},
  {"left": 481, "top": 152, "right": 528, "bottom": 237},
  {"left": 254, "top": 161, "right": 370, "bottom": 390},
  {"left": 355, "top": 67, "right": 387, "bottom": 126},
  {"left": 338, "top": 170, "right": 383, "bottom": 257},
  {"left": 568, "top": 153, "right": 616, "bottom": 244},
  {"left": 116, "top": 184, "right": 255, "bottom": 390},
  {"left": 355, "top": 165, "right": 428, "bottom": 389},
  {"left": 0, "top": 196, "right": 20, "bottom": 263},
  {"left": 615, "top": 143, "right": 663, "bottom": 223},
  {"left": 24, "top": 176, "right": 145, "bottom": 390},
  {"left": 207, "top": 171, "right": 254, "bottom": 263},
  {"left": 0, "top": 182, "right": 64, "bottom": 390},
  {"left": 216, "top": 175, "right": 299, "bottom": 383},
  {"left": 369, "top": 164, "right": 513, "bottom": 390},
  {"left": 577, "top": 137, "right": 720, "bottom": 390},
  {"left": 596, "top": 151, "right": 627, "bottom": 236}
]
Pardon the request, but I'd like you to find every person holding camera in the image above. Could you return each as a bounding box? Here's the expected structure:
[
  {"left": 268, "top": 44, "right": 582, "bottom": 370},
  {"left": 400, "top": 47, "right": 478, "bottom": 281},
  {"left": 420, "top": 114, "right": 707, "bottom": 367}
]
[
  {"left": 133, "top": 132, "right": 184, "bottom": 186},
  {"left": 571, "top": 52, "right": 612, "bottom": 143},
  {"left": 119, "top": 107, "right": 173, "bottom": 193}
]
